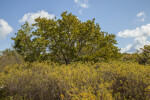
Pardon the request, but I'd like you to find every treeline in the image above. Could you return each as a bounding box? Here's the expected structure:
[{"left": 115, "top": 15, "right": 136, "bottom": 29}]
[
  {"left": 122, "top": 45, "right": 150, "bottom": 65},
  {"left": 1, "top": 44, "right": 150, "bottom": 67}
]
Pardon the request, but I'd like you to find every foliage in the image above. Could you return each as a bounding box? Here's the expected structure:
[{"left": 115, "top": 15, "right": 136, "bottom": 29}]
[
  {"left": 121, "top": 52, "right": 139, "bottom": 62},
  {"left": 11, "top": 22, "right": 42, "bottom": 62},
  {"left": 121, "top": 45, "right": 150, "bottom": 65},
  {"left": 137, "top": 45, "right": 150, "bottom": 65},
  {"left": 0, "top": 49, "right": 22, "bottom": 72},
  {"left": 0, "top": 61, "right": 149, "bottom": 100},
  {"left": 12, "top": 11, "right": 121, "bottom": 65}
]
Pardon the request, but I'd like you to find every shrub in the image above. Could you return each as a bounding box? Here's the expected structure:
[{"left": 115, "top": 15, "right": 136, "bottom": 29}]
[
  {"left": 0, "top": 49, "right": 22, "bottom": 72},
  {"left": 0, "top": 61, "right": 149, "bottom": 100}
]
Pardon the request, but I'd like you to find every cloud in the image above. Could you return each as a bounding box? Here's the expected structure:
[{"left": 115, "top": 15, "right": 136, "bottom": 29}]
[
  {"left": 0, "top": 19, "right": 13, "bottom": 41},
  {"left": 121, "top": 44, "right": 133, "bottom": 53},
  {"left": 121, "top": 36, "right": 150, "bottom": 53},
  {"left": 118, "top": 24, "right": 150, "bottom": 53},
  {"left": 79, "top": 10, "right": 83, "bottom": 14},
  {"left": 74, "top": 0, "right": 89, "bottom": 8},
  {"left": 136, "top": 12, "right": 146, "bottom": 22},
  {"left": 118, "top": 24, "right": 150, "bottom": 38},
  {"left": 136, "top": 12, "right": 145, "bottom": 17},
  {"left": 19, "top": 10, "right": 55, "bottom": 25}
]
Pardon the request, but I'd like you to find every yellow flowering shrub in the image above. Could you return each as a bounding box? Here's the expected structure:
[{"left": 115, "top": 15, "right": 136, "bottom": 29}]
[{"left": 0, "top": 61, "right": 149, "bottom": 100}]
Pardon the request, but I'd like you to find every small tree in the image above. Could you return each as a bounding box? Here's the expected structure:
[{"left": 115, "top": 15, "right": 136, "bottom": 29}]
[
  {"left": 12, "top": 11, "right": 120, "bottom": 65},
  {"left": 137, "top": 45, "right": 150, "bottom": 65}
]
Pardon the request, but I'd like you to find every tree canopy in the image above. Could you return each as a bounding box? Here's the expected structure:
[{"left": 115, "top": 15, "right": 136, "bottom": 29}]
[{"left": 12, "top": 11, "right": 120, "bottom": 65}]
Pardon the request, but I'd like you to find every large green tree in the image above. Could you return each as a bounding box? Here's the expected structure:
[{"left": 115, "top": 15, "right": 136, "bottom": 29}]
[{"left": 12, "top": 11, "right": 120, "bottom": 64}]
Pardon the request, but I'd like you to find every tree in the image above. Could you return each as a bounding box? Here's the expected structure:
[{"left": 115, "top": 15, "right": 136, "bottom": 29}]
[
  {"left": 12, "top": 22, "right": 46, "bottom": 62},
  {"left": 137, "top": 45, "right": 150, "bottom": 65},
  {"left": 12, "top": 11, "right": 120, "bottom": 65}
]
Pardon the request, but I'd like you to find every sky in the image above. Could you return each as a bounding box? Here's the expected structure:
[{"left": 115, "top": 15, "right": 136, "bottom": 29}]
[{"left": 0, "top": 0, "right": 150, "bottom": 53}]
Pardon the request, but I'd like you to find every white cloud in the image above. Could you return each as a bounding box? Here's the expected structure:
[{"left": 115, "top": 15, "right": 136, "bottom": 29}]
[
  {"left": 121, "top": 44, "right": 133, "bottom": 53},
  {"left": 74, "top": 0, "right": 89, "bottom": 8},
  {"left": 134, "top": 36, "right": 150, "bottom": 49},
  {"left": 136, "top": 12, "right": 145, "bottom": 17},
  {"left": 118, "top": 24, "right": 150, "bottom": 53},
  {"left": 140, "top": 18, "right": 145, "bottom": 22},
  {"left": 121, "top": 36, "right": 150, "bottom": 53},
  {"left": 0, "top": 19, "right": 13, "bottom": 41},
  {"left": 136, "top": 12, "right": 146, "bottom": 22},
  {"left": 118, "top": 24, "right": 150, "bottom": 38},
  {"left": 19, "top": 10, "right": 55, "bottom": 25},
  {"left": 79, "top": 10, "right": 83, "bottom": 14}
]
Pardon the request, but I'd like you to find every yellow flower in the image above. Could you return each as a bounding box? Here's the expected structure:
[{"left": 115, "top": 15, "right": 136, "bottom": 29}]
[{"left": 60, "top": 94, "right": 64, "bottom": 99}]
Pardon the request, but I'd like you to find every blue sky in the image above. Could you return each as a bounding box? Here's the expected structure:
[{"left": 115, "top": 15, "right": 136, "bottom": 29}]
[{"left": 0, "top": 0, "right": 150, "bottom": 53}]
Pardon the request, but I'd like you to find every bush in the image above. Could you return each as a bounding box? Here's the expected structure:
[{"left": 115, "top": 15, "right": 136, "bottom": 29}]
[
  {"left": 0, "top": 61, "right": 149, "bottom": 100},
  {"left": 0, "top": 49, "right": 22, "bottom": 72}
]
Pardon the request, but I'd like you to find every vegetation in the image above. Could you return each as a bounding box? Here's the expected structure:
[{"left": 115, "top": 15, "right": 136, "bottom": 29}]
[
  {"left": 12, "top": 11, "right": 120, "bottom": 65},
  {"left": 0, "top": 11, "right": 150, "bottom": 100},
  {"left": 137, "top": 45, "right": 150, "bottom": 65},
  {"left": 0, "top": 61, "right": 150, "bottom": 100},
  {"left": 0, "top": 49, "right": 22, "bottom": 72},
  {"left": 122, "top": 45, "right": 150, "bottom": 65}
]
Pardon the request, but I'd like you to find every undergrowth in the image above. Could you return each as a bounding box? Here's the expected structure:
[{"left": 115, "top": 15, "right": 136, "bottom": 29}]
[{"left": 0, "top": 61, "right": 150, "bottom": 100}]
